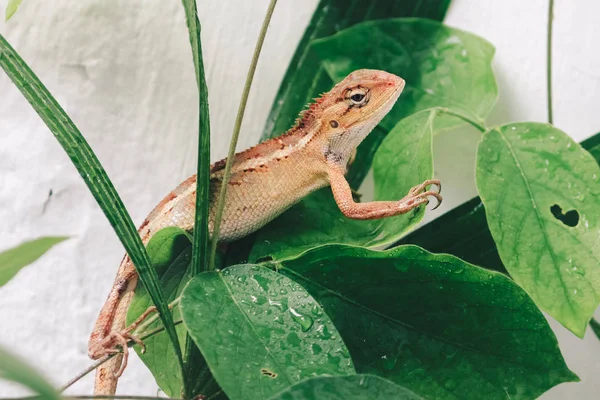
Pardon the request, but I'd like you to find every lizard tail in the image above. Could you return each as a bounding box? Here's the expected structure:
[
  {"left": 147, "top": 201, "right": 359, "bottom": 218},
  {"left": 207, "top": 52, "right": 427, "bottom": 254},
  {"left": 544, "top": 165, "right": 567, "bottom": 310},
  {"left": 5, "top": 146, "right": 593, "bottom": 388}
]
[
  {"left": 94, "top": 355, "right": 123, "bottom": 395},
  {"left": 90, "top": 259, "right": 139, "bottom": 396}
]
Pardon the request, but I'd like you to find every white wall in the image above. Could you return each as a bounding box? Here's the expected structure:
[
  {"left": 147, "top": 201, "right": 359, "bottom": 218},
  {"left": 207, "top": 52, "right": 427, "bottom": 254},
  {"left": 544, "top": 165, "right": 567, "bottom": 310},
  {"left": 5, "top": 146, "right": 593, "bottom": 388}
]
[{"left": 0, "top": 0, "right": 599, "bottom": 398}]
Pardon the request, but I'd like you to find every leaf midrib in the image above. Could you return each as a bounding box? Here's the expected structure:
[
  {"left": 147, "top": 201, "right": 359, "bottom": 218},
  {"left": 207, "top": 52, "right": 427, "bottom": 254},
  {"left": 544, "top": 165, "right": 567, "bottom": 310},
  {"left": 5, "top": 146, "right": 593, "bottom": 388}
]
[
  {"left": 280, "top": 264, "right": 561, "bottom": 372},
  {"left": 493, "top": 128, "right": 576, "bottom": 317}
]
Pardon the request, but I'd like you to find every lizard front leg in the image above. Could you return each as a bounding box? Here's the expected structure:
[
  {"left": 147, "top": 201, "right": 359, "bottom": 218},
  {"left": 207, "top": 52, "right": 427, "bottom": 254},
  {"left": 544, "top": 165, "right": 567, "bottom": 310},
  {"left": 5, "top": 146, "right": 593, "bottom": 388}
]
[{"left": 327, "top": 163, "right": 442, "bottom": 219}]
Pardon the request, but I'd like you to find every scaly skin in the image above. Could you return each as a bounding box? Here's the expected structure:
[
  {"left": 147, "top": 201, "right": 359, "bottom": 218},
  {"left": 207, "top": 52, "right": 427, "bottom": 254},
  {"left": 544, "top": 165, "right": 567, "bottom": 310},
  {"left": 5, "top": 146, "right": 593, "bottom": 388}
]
[{"left": 88, "top": 69, "right": 442, "bottom": 394}]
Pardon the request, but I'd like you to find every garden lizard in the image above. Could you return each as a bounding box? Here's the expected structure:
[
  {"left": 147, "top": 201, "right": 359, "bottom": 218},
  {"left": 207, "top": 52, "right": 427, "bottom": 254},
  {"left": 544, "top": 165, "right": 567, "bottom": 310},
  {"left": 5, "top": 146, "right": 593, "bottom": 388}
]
[{"left": 88, "top": 69, "right": 442, "bottom": 394}]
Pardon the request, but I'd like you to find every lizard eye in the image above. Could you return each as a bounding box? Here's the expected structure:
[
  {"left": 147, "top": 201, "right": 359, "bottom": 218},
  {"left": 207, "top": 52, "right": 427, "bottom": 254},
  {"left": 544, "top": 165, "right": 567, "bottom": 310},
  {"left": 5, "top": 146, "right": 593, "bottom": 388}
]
[
  {"left": 345, "top": 87, "right": 370, "bottom": 106},
  {"left": 351, "top": 93, "right": 365, "bottom": 102}
]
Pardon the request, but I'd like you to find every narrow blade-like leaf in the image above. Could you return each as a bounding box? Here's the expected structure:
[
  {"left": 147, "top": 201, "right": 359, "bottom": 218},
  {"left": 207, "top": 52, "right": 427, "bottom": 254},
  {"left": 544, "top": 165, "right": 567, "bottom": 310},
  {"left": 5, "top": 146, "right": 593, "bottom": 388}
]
[
  {"left": 0, "top": 34, "right": 184, "bottom": 379},
  {"left": 0, "top": 237, "right": 68, "bottom": 286},
  {"left": 127, "top": 227, "right": 220, "bottom": 398},
  {"left": 0, "top": 346, "right": 60, "bottom": 400},
  {"left": 5, "top": 0, "right": 23, "bottom": 21},
  {"left": 180, "top": 0, "right": 212, "bottom": 396}
]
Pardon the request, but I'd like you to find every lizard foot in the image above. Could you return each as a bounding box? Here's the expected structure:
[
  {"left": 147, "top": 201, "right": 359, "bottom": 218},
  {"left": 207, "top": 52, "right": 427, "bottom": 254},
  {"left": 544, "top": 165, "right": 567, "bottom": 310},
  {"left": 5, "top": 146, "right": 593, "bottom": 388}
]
[
  {"left": 402, "top": 179, "right": 443, "bottom": 210},
  {"left": 88, "top": 304, "right": 167, "bottom": 377},
  {"left": 88, "top": 330, "right": 145, "bottom": 377}
]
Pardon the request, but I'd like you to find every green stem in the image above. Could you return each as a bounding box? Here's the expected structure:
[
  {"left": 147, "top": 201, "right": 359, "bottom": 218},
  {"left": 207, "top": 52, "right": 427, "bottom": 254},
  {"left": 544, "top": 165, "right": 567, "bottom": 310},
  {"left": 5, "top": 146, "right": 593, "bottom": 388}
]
[
  {"left": 133, "top": 297, "right": 182, "bottom": 336},
  {"left": 208, "top": 0, "right": 278, "bottom": 270},
  {"left": 436, "top": 107, "right": 487, "bottom": 133},
  {"left": 547, "top": 0, "right": 554, "bottom": 124}
]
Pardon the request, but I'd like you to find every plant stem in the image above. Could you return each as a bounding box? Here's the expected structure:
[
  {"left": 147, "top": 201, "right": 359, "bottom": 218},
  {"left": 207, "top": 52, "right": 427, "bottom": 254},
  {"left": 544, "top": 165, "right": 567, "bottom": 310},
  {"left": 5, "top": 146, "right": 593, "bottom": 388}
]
[
  {"left": 547, "top": 0, "right": 554, "bottom": 124},
  {"left": 208, "top": 0, "right": 278, "bottom": 271},
  {"left": 58, "top": 356, "right": 112, "bottom": 393},
  {"left": 59, "top": 321, "right": 182, "bottom": 393},
  {"left": 133, "top": 297, "right": 182, "bottom": 336},
  {"left": 436, "top": 108, "right": 487, "bottom": 133}
]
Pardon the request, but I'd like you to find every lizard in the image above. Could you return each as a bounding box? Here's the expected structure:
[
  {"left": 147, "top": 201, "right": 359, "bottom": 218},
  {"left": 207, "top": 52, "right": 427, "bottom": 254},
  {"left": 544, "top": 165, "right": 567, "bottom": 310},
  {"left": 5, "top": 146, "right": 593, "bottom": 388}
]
[{"left": 88, "top": 69, "right": 442, "bottom": 395}]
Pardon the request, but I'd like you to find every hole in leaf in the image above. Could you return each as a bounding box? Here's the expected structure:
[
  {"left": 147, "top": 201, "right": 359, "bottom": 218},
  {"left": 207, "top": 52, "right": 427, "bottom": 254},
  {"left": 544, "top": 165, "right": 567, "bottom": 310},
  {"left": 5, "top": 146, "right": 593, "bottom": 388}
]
[
  {"left": 550, "top": 204, "right": 579, "bottom": 227},
  {"left": 261, "top": 368, "right": 277, "bottom": 378}
]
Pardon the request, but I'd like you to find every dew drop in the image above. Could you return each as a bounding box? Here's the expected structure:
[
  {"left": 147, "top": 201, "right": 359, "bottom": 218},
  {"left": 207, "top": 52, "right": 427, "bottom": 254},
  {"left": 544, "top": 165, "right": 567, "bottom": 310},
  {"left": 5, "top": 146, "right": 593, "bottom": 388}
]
[{"left": 289, "top": 307, "right": 314, "bottom": 332}]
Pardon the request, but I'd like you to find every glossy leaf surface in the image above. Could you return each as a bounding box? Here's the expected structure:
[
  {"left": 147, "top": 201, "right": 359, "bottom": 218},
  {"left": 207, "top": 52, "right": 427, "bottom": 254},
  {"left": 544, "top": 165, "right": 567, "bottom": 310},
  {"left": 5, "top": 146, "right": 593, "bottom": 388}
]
[
  {"left": 180, "top": 264, "right": 355, "bottom": 400},
  {"left": 399, "top": 132, "right": 600, "bottom": 274},
  {"left": 267, "top": 375, "right": 422, "bottom": 400},
  {"left": 477, "top": 123, "right": 600, "bottom": 337},
  {"left": 276, "top": 245, "right": 577, "bottom": 399}
]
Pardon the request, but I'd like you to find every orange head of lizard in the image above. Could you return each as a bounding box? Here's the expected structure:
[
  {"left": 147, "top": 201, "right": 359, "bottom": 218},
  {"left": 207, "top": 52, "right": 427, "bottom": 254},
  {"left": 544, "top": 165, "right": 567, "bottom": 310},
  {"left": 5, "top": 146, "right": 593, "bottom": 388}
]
[{"left": 317, "top": 69, "right": 405, "bottom": 164}]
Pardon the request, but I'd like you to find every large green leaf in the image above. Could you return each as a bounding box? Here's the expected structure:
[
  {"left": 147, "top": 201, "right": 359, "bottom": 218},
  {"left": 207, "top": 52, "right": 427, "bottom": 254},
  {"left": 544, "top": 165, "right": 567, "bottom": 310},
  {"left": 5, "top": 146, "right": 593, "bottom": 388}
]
[
  {"left": 180, "top": 264, "right": 355, "bottom": 400},
  {"left": 398, "top": 132, "right": 600, "bottom": 273},
  {"left": 127, "top": 227, "right": 220, "bottom": 398},
  {"left": 0, "top": 237, "right": 68, "bottom": 287},
  {"left": 311, "top": 18, "right": 497, "bottom": 186},
  {"left": 274, "top": 244, "right": 577, "bottom": 400},
  {"left": 476, "top": 123, "right": 600, "bottom": 337},
  {"left": 250, "top": 109, "right": 436, "bottom": 262},
  {"left": 267, "top": 375, "right": 422, "bottom": 400},
  {"left": 262, "top": 0, "right": 451, "bottom": 143},
  {"left": 0, "top": 346, "right": 60, "bottom": 400},
  {"left": 0, "top": 34, "right": 184, "bottom": 377}
]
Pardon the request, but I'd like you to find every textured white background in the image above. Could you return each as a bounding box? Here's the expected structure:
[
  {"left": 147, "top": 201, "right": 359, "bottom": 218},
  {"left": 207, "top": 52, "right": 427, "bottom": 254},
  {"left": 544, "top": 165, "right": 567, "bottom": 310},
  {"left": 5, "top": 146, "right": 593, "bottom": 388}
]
[{"left": 1, "top": 0, "right": 599, "bottom": 398}]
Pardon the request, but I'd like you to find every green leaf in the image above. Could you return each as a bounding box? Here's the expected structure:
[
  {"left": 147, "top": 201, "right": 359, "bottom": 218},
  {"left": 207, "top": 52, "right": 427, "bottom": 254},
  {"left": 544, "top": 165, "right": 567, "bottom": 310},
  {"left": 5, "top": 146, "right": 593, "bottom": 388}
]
[
  {"left": 311, "top": 18, "right": 497, "bottom": 186},
  {"left": 0, "top": 346, "right": 60, "bottom": 400},
  {"left": 275, "top": 244, "right": 577, "bottom": 400},
  {"left": 262, "top": 0, "right": 451, "bottom": 143},
  {"left": 583, "top": 131, "right": 600, "bottom": 162},
  {"left": 476, "top": 123, "right": 600, "bottom": 337},
  {"left": 398, "top": 131, "right": 600, "bottom": 273},
  {"left": 398, "top": 197, "right": 506, "bottom": 273},
  {"left": 5, "top": 0, "right": 23, "bottom": 21},
  {"left": 180, "top": 1, "right": 212, "bottom": 396},
  {"left": 181, "top": 0, "right": 211, "bottom": 278},
  {"left": 0, "top": 237, "right": 68, "bottom": 287},
  {"left": 127, "top": 227, "right": 220, "bottom": 398},
  {"left": 267, "top": 375, "right": 423, "bottom": 400},
  {"left": 180, "top": 264, "right": 355, "bottom": 400},
  {"left": 250, "top": 109, "right": 436, "bottom": 262},
  {"left": 591, "top": 318, "right": 600, "bottom": 341},
  {"left": 0, "top": 34, "right": 184, "bottom": 384}
]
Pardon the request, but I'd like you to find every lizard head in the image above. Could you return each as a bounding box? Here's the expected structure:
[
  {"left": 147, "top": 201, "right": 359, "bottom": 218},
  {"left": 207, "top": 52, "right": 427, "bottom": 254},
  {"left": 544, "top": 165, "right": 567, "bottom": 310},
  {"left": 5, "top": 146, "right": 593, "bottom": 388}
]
[{"left": 318, "top": 69, "right": 405, "bottom": 164}]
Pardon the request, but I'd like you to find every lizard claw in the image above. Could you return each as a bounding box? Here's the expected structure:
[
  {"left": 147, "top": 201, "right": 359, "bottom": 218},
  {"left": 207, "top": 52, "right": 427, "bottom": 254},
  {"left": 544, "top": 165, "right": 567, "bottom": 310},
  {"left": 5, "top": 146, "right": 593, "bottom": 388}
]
[
  {"left": 402, "top": 179, "right": 443, "bottom": 211},
  {"left": 430, "top": 192, "right": 442, "bottom": 210}
]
